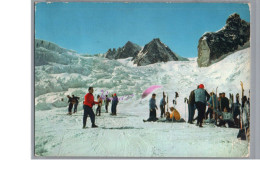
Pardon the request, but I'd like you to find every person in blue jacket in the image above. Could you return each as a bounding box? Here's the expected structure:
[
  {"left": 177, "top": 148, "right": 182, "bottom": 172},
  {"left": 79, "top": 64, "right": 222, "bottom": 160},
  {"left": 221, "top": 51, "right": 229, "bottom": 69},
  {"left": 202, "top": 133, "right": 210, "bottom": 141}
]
[
  {"left": 194, "top": 84, "right": 210, "bottom": 127},
  {"left": 143, "top": 93, "right": 158, "bottom": 122},
  {"left": 111, "top": 93, "right": 119, "bottom": 115},
  {"left": 160, "top": 94, "right": 166, "bottom": 118}
]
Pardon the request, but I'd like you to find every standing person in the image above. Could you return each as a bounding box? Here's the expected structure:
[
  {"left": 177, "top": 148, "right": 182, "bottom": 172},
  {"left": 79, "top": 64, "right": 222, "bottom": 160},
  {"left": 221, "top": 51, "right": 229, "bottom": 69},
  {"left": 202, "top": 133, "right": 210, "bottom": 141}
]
[
  {"left": 143, "top": 93, "right": 158, "bottom": 122},
  {"left": 160, "top": 94, "right": 166, "bottom": 118},
  {"left": 111, "top": 93, "right": 119, "bottom": 115},
  {"left": 96, "top": 95, "right": 103, "bottom": 116},
  {"left": 221, "top": 92, "right": 230, "bottom": 111},
  {"left": 67, "top": 95, "right": 74, "bottom": 115},
  {"left": 83, "top": 87, "right": 99, "bottom": 129},
  {"left": 110, "top": 94, "right": 114, "bottom": 114},
  {"left": 105, "top": 95, "right": 111, "bottom": 113},
  {"left": 194, "top": 84, "right": 210, "bottom": 127},
  {"left": 188, "top": 88, "right": 196, "bottom": 124},
  {"left": 72, "top": 95, "right": 80, "bottom": 113},
  {"left": 218, "top": 93, "right": 222, "bottom": 111}
]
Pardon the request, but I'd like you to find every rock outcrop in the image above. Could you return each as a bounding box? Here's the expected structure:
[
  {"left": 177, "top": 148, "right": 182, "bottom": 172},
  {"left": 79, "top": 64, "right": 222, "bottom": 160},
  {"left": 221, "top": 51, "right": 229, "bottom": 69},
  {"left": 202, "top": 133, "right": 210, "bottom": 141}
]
[
  {"left": 132, "top": 38, "right": 179, "bottom": 66},
  {"left": 104, "top": 48, "right": 117, "bottom": 60},
  {"left": 104, "top": 41, "right": 141, "bottom": 60},
  {"left": 197, "top": 13, "right": 250, "bottom": 67}
]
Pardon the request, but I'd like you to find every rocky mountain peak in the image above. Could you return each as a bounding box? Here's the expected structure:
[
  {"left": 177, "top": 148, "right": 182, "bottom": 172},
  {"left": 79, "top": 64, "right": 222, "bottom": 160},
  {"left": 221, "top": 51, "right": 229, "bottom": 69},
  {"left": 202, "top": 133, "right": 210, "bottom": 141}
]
[
  {"left": 104, "top": 41, "right": 141, "bottom": 60},
  {"left": 197, "top": 13, "right": 250, "bottom": 67},
  {"left": 132, "top": 38, "right": 179, "bottom": 66}
]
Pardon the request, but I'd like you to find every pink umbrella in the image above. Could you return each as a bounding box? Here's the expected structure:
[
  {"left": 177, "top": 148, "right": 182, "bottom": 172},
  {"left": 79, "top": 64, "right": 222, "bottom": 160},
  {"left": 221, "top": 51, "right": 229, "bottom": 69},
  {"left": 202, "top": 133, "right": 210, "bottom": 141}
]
[{"left": 142, "top": 85, "right": 162, "bottom": 99}]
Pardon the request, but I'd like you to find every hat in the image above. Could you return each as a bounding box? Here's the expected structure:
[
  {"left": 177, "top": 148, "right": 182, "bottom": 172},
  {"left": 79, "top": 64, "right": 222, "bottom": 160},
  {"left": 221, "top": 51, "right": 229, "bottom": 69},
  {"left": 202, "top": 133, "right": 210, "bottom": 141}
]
[
  {"left": 114, "top": 93, "right": 117, "bottom": 96},
  {"left": 198, "top": 84, "right": 204, "bottom": 89}
]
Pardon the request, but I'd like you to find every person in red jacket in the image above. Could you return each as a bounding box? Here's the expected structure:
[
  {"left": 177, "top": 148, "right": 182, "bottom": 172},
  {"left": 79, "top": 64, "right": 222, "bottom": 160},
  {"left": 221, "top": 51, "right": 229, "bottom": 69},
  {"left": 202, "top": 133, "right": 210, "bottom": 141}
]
[{"left": 83, "top": 87, "right": 99, "bottom": 128}]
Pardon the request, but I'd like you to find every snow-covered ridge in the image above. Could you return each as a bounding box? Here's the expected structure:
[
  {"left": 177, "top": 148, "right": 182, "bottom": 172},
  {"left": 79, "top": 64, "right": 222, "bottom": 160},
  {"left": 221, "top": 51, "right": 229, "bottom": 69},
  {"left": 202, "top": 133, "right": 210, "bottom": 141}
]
[
  {"left": 35, "top": 41, "right": 250, "bottom": 114},
  {"left": 35, "top": 39, "right": 84, "bottom": 66}
]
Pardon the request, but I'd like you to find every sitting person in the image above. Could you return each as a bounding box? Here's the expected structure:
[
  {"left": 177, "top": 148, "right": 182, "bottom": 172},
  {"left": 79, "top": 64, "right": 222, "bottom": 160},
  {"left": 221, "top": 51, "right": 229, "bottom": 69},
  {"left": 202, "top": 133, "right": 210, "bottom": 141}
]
[
  {"left": 156, "top": 108, "right": 185, "bottom": 123},
  {"left": 170, "top": 107, "right": 186, "bottom": 122},
  {"left": 218, "top": 107, "right": 235, "bottom": 128}
]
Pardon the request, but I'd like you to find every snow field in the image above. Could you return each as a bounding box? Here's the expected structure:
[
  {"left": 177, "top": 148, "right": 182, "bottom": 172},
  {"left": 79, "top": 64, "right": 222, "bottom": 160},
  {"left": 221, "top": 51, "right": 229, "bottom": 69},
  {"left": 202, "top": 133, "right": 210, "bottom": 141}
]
[{"left": 34, "top": 47, "right": 250, "bottom": 157}]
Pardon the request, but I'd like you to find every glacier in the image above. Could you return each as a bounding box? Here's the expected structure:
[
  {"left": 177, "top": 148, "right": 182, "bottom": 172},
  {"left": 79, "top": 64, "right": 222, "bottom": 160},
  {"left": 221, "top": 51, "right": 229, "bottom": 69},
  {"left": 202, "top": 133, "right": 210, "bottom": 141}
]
[{"left": 34, "top": 42, "right": 250, "bottom": 157}]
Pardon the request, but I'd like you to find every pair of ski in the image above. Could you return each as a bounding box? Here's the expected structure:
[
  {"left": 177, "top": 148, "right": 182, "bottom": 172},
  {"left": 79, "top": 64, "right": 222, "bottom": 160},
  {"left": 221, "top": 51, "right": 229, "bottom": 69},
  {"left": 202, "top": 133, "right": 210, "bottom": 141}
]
[
  {"left": 240, "top": 81, "right": 248, "bottom": 141},
  {"left": 211, "top": 87, "right": 218, "bottom": 126}
]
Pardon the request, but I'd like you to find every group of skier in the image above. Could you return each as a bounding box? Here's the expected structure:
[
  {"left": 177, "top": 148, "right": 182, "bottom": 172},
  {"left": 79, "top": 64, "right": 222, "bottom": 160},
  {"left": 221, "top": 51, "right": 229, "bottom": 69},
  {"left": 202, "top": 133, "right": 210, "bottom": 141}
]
[
  {"left": 67, "top": 84, "right": 250, "bottom": 139},
  {"left": 67, "top": 87, "right": 119, "bottom": 128},
  {"left": 66, "top": 95, "right": 80, "bottom": 115},
  {"left": 143, "top": 92, "right": 185, "bottom": 123},
  {"left": 187, "top": 82, "right": 250, "bottom": 140},
  {"left": 142, "top": 82, "right": 250, "bottom": 140}
]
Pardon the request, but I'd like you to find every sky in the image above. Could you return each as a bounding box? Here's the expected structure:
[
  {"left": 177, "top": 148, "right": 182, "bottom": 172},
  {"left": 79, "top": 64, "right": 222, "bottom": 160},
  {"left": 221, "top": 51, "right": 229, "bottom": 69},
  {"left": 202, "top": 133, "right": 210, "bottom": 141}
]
[{"left": 35, "top": 2, "right": 250, "bottom": 57}]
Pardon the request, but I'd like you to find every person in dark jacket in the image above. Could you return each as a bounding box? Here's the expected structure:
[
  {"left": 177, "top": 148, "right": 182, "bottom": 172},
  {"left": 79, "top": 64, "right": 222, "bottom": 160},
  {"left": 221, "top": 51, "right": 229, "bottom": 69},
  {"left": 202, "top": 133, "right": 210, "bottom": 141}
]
[
  {"left": 188, "top": 88, "right": 196, "bottom": 124},
  {"left": 110, "top": 94, "right": 114, "bottom": 113},
  {"left": 67, "top": 95, "right": 74, "bottom": 115},
  {"left": 218, "top": 93, "right": 222, "bottom": 111},
  {"left": 105, "top": 95, "right": 111, "bottom": 113},
  {"left": 194, "top": 84, "right": 210, "bottom": 127},
  {"left": 220, "top": 93, "right": 230, "bottom": 111},
  {"left": 143, "top": 93, "right": 158, "bottom": 122},
  {"left": 111, "top": 93, "right": 119, "bottom": 115},
  {"left": 82, "top": 87, "right": 99, "bottom": 128},
  {"left": 72, "top": 95, "right": 80, "bottom": 113},
  {"left": 96, "top": 95, "right": 102, "bottom": 116},
  {"left": 160, "top": 94, "right": 166, "bottom": 118}
]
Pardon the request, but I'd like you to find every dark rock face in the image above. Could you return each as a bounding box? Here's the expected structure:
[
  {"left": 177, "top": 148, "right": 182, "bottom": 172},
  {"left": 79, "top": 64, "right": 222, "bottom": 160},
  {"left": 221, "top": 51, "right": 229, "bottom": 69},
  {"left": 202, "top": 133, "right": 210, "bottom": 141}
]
[
  {"left": 115, "top": 41, "right": 141, "bottom": 59},
  {"left": 197, "top": 13, "right": 250, "bottom": 67},
  {"left": 132, "top": 38, "right": 179, "bottom": 66},
  {"left": 104, "top": 48, "right": 117, "bottom": 60},
  {"left": 104, "top": 41, "right": 141, "bottom": 60}
]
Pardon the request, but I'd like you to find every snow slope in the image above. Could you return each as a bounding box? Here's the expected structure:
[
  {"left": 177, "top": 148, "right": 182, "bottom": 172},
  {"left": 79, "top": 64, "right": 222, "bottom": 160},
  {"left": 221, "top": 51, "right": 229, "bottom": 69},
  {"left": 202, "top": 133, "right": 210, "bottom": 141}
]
[{"left": 34, "top": 47, "right": 250, "bottom": 157}]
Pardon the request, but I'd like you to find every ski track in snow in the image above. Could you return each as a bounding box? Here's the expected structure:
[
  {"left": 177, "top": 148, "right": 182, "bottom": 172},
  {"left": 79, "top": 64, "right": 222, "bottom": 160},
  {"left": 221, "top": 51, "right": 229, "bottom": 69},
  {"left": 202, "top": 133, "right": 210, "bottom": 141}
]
[{"left": 35, "top": 48, "right": 250, "bottom": 157}]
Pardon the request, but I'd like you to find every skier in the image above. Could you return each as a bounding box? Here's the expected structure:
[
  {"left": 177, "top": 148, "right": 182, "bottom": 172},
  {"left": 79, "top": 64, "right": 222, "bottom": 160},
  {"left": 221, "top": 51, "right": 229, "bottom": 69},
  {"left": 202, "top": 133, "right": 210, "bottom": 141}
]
[
  {"left": 111, "top": 93, "right": 119, "bottom": 115},
  {"left": 160, "top": 94, "right": 166, "bottom": 118},
  {"left": 96, "top": 95, "right": 103, "bottom": 116},
  {"left": 218, "top": 107, "right": 235, "bottom": 127},
  {"left": 67, "top": 95, "right": 74, "bottom": 115},
  {"left": 110, "top": 94, "right": 114, "bottom": 114},
  {"left": 188, "top": 88, "right": 196, "bottom": 124},
  {"left": 82, "top": 87, "right": 99, "bottom": 129},
  {"left": 194, "top": 84, "right": 210, "bottom": 127},
  {"left": 169, "top": 107, "right": 185, "bottom": 122},
  {"left": 220, "top": 92, "right": 230, "bottom": 111},
  {"left": 218, "top": 93, "right": 222, "bottom": 111},
  {"left": 72, "top": 95, "right": 80, "bottom": 113},
  {"left": 143, "top": 93, "right": 158, "bottom": 122},
  {"left": 104, "top": 95, "right": 111, "bottom": 113}
]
